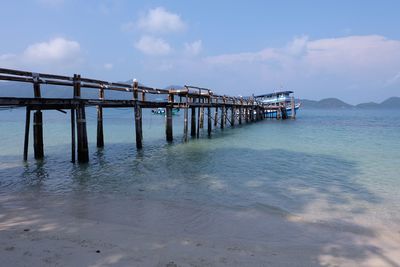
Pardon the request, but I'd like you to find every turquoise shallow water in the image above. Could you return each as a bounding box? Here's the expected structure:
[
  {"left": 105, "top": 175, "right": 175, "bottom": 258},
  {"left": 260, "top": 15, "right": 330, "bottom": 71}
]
[{"left": 0, "top": 108, "right": 399, "bottom": 228}]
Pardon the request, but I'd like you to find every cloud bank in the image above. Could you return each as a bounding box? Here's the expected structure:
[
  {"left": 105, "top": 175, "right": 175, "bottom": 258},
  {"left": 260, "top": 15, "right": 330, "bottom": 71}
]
[
  {"left": 184, "top": 40, "right": 202, "bottom": 56},
  {"left": 134, "top": 36, "right": 171, "bottom": 55},
  {"left": 137, "top": 7, "right": 186, "bottom": 34},
  {"left": 197, "top": 35, "right": 400, "bottom": 101},
  {"left": 0, "top": 37, "right": 81, "bottom": 71}
]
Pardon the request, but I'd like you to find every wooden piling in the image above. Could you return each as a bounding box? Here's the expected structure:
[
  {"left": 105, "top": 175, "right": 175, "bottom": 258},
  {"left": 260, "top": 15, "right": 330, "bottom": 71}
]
[
  {"left": 245, "top": 106, "right": 249, "bottom": 123},
  {"left": 33, "top": 110, "right": 44, "bottom": 159},
  {"left": 239, "top": 99, "right": 242, "bottom": 125},
  {"left": 32, "top": 75, "right": 44, "bottom": 159},
  {"left": 76, "top": 105, "right": 89, "bottom": 163},
  {"left": 214, "top": 106, "right": 218, "bottom": 127},
  {"left": 191, "top": 105, "right": 196, "bottom": 137},
  {"left": 183, "top": 103, "right": 189, "bottom": 142},
  {"left": 291, "top": 96, "right": 296, "bottom": 119},
  {"left": 220, "top": 106, "right": 225, "bottom": 129},
  {"left": 200, "top": 100, "right": 204, "bottom": 129},
  {"left": 140, "top": 92, "right": 144, "bottom": 136},
  {"left": 282, "top": 106, "right": 288, "bottom": 120},
  {"left": 133, "top": 80, "right": 143, "bottom": 149},
  {"left": 224, "top": 99, "right": 227, "bottom": 126},
  {"left": 74, "top": 74, "right": 89, "bottom": 163},
  {"left": 166, "top": 93, "right": 173, "bottom": 142},
  {"left": 23, "top": 107, "right": 30, "bottom": 161},
  {"left": 207, "top": 97, "right": 212, "bottom": 137},
  {"left": 197, "top": 105, "right": 201, "bottom": 138},
  {"left": 97, "top": 87, "right": 104, "bottom": 148},
  {"left": 231, "top": 106, "right": 235, "bottom": 127},
  {"left": 70, "top": 108, "right": 75, "bottom": 163}
]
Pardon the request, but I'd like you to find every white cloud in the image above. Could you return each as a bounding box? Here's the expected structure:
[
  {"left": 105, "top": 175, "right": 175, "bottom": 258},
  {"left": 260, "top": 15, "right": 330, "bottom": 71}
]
[
  {"left": 134, "top": 36, "right": 171, "bottom": 55},
  {"left": 197, "top": 35, "right": 400, "bottom": 101},
  {"left": 137, "top": 7, "right": 186, "bottom": 34},
  {"left": 205, "top": 35, "right": 400, "bottom": 74},
  {"left": 285, "top": 35, "right": 308, "bottom": 56},
  {"left": 184, "top": 40, "right": 202, "bottom": 56},
  {"left": 0, "top": 37, "right": 82, "bottom": 69},
  {"left": 23, "top": 38, "right": 80, "bottom": 63}
]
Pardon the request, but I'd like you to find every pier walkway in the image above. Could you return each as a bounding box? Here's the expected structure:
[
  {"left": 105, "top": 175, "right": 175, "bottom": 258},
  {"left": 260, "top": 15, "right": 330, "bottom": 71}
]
[{"left": 0, "top": 68, "right": 294, "bottom": 163}]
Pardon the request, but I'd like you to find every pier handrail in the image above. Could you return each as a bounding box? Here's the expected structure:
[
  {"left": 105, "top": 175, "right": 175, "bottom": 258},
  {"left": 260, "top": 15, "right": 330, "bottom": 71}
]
[{"left": 0, "top": 67, "right": 170, "bottom": 96}]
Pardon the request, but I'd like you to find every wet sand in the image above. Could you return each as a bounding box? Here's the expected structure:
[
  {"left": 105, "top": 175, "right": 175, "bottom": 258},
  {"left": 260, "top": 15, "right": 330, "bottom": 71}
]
[{"left": 1, "top": 193, "right": 400, "bottom": 267}]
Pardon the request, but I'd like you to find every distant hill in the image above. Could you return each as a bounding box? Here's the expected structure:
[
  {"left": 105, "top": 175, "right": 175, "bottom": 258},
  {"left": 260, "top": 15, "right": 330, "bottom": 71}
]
[
  {"left": 355, "top": 102, "right": 380, "bottom": 109},
  {"left": 300, "top": 97, "right": 400, "bottom": 109},
  {"left": 380, "top": 97, "right": 400, "bottom": 108},
  {"left": 356, "top": 97, "right": 400, "bottom": 109},
  {"left": 300, "top": 98, "right": 353, "bottom": 109}
]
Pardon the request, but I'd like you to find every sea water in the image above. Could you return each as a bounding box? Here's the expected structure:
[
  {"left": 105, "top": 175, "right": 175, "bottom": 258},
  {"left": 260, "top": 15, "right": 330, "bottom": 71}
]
[{"left": 0, "top": 108, "right": 399, "bottom": 230}]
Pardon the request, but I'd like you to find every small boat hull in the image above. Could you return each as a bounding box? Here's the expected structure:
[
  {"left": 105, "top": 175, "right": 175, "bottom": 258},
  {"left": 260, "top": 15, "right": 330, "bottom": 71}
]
[
  {"left": 151, "top": 108, "right": 180, "bottom": 115},
  {"left": 264, "top": 104, "right": 300, "bottom": 117}
]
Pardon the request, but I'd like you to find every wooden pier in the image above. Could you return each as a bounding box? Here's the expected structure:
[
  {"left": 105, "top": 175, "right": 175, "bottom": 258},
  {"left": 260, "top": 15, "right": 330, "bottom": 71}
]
[{"left": 0, "top": 68, "right": 290, "bottom": 163}]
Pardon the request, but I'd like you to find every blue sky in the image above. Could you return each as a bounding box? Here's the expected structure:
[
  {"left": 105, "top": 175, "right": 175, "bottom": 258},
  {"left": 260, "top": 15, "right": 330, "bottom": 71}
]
[{"left": 1, "top": 0, "right": 400, "bottom": 103}]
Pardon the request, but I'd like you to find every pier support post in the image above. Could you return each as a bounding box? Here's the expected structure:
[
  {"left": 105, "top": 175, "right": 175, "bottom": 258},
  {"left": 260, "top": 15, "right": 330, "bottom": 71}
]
[
  {"left": 282, "top": 106, "right": 288, "bottom": 120},
  {"left": 134, "top": 105, "right": 143, "bottom": 148},
  {"left": 74, "top": 74, "right": 89, "bottom": 163},
  {"left": 230, "top": 107, "right": 234, "bottom": 127},
  {"left": 97, "top": 87, "right": 104, "bottom": 148},
  {"left": 184, "top": 104, "right": 189, "bottom": 142},
  {"left": 196, "top": 105, "right": 201, "bottom": 138},
  {"left": 23, "top": 107, "right": 31, "bottom": 161},
  {"left": 32, "top": 75, "right": 44, "bottom": 159},
  {"left": 133, "top": 80, "right": 143, "bottom": 149},
  {"left": 291, "top": 96, "right": 296, "bottom": 119},
  {"left": 214, "top": 106, "right": 218, "bottom": 127},
  {"left": 166, "top": 93, "right": 173, "bottom": 142},
  {"left": 33, "top": 110, "right": 44, "bottom": 159},
  {"left": 239, "top": 99, "right": 242, "bottom": 125},
  {"left": 191, "top": 105, "right": 196, "bottom": 137},
  {"left": 221, "top": 96, "right": 226, "bottom": 129},
  {"left": 261, "top": 107, "right": 264, "bottom": 120},
  {"left": 200, "top": 100, "right": 204, "bottom": 129},
  {"left": 207, "top": 97, "right": 212, "bottom": 137},
  {"left": 220, "top": 106, "right": 225, "bottom": 129},
  {"left": 224, "top": 106, "right": 227, "bottom": 126},
  {"left": 245, "top": 106, "right": 248, "bottom": 123},
  {"left": 70, "top": 108, "right": 76, "bottom": 163},
  {"left": 76, "top": 105, "right": 89, "bottom": 163}
]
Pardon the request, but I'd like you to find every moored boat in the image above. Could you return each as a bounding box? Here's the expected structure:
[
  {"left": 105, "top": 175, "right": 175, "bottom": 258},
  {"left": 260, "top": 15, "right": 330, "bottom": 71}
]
[
  {"left": 255, "top": 91, "right": 300, "bottom": 117},
  {"left": 151, "top": 108, "right": 180, "bottom": 115}
]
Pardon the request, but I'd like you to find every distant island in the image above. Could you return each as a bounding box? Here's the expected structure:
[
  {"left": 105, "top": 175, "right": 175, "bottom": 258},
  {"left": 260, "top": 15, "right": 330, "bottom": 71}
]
[
  {"left": 299, "top": 97, "right": 400, "bottom": 109},
  {"left": 0, "top": 81, "right": 399, "bottom": 109}
]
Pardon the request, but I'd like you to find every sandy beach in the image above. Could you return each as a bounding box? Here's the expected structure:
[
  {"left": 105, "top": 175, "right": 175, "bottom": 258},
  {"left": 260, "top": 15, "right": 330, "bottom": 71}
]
[{"left": 1, "top": 192, "right": 399, "bottom": 267}]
